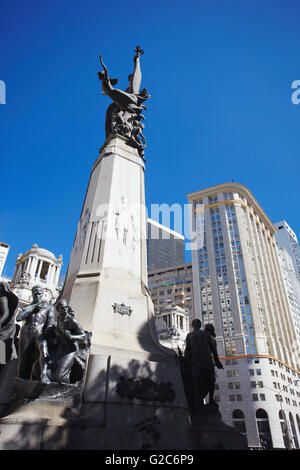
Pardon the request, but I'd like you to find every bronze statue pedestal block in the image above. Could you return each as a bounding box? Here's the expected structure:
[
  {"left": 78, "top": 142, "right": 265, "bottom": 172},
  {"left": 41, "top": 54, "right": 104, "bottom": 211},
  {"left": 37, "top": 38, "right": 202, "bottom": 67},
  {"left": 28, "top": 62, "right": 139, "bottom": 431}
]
[
  {"left": 9, "top": 378, "right": 82, "bottom": 404},
  {"left": 187, "top": 404, "right": 248, "bottom": 450}
]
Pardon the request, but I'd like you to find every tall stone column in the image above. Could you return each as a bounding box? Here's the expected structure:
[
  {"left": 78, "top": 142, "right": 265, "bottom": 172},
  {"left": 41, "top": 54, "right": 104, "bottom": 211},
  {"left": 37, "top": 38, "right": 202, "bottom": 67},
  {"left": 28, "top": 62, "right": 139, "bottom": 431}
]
[
  {"left": 63, "top": 136, "right": 179, "bottom": 356},
  {"left": 59, "top": 135, "right": 194, "bottom": 449}
]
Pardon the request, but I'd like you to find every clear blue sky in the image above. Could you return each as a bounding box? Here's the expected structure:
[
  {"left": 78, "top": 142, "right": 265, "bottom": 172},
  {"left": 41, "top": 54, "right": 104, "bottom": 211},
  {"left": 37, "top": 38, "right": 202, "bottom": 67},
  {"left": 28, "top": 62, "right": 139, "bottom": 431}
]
[{"left": 1, "top": 0, "right": 300, "bottom": 277}]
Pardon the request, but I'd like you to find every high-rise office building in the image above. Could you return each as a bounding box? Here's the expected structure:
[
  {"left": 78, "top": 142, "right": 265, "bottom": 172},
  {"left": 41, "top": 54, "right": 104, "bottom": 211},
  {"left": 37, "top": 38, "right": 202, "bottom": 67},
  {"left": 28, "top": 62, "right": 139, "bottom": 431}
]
[
  {"left": 0, "top": 242, "right": 9, "bottom": 278},
  {"left": 187, "top": 182, "right": 300, "bottom": 449},
  {"left": 275, "top": 229, "right": 300, "bottom": 351},
  {"left": 274, "top": 221, "right": 300, "bottom": 281},
  {"left": 147, "top": 218, "right": 184, "bottom": 271},
  {"left": 148, "top": 263, "right": 194, "bottom": 328}
]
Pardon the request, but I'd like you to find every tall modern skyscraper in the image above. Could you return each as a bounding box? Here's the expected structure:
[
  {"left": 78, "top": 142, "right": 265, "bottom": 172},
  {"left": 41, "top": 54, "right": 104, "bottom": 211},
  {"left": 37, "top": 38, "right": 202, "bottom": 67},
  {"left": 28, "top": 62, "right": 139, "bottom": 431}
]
[
  {"left": 187, "top": 182, "right": 300, "bottom": 449},
  {"left": 274, "top": 222, "right": 300, "bottom": 351},
  {"left": 0, "top": 242, "right": 9, "bottom": 278},
  {"left": 274, "top": 221, "right": 300, "bottom": 281},
  {"left": 146, "top": 218, "right": 184, "bottom": 271}
]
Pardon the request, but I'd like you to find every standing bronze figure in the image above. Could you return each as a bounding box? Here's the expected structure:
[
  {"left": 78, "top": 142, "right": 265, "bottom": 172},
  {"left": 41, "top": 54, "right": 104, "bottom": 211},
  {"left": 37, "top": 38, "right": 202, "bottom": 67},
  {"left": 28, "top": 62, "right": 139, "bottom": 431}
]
[
  {"left": 16, "top": 285, "right": 55, "bottom": 383},
  {"left": 184, "top": 319, "right": 223, "bottom": 408},
  {"left": 52, "top": 299, "right": 91, "bottom": 385}
]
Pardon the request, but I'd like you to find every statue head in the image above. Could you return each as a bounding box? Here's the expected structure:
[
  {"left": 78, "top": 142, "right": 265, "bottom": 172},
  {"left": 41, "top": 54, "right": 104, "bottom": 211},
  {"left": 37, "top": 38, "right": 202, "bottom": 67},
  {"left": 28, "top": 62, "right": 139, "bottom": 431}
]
[
  {"left": 191, "top": 319, "right": 201, "bottom": 331},
  {"left": 205, "top": 323, "right": 216, "bottom": 338},
  {"left": 32, "top": 285, "right": 44, "bottom": 303},
  {"left": 120, "top": 195, "right": 128, "bottom": 207},
  {"left": 56, "top": 298, "right": 69, "bottom": 318}
]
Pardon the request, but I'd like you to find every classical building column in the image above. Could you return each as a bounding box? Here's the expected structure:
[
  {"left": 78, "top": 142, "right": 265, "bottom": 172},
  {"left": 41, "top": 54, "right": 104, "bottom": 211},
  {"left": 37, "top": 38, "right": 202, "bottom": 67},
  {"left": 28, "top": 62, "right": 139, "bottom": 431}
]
[
  {"left": 31, "top": 257, "right": 39, "bottom": 279},
  {"left": 27, "top": 257, "right": 33, "bottom": 275},
  {"left": 54, "top": 266, "right": 60, "bottom": 285},
  {"left": 47, "top": 264, "right": 53, "bottom": 284},
  {"left": 36, "top": 260, "right": 43, "bottom": 279}
]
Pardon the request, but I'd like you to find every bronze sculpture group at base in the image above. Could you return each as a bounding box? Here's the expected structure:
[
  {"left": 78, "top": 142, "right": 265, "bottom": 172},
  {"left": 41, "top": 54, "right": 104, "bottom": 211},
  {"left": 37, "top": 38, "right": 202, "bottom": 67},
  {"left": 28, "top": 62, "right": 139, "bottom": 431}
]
[
  {"left": 1, "top": 282, "right": 222, "bottom": 408},
  {"left": 0, "top": 284, "right": 91, "bottom": 391}
]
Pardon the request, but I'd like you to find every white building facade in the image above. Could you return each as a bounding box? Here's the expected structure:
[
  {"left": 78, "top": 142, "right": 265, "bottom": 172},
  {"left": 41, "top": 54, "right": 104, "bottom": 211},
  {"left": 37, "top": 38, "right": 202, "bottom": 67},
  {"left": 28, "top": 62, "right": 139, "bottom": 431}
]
[
  {"left": 187, "top": 183, "right": 300, "bottom": 449},
  {"left": 155, "top": 304, "right": 189, "bottom": 351}
]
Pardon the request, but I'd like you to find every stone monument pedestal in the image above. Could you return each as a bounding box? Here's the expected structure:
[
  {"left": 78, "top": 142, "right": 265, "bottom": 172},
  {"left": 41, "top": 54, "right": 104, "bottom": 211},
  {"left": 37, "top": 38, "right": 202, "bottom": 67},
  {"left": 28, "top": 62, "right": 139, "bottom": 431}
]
[{"left": 0, "top": 383, "right": 247, "bottom": 450}]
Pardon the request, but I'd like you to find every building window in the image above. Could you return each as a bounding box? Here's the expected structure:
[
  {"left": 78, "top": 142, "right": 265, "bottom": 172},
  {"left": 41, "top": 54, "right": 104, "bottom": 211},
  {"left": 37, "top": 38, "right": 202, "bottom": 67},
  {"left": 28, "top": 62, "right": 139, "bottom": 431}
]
[
  {"left": 208, "top": 195, "right": 218, "bottom": 204},
  {"left": 40, "top": 261, "right": 50, "bottom": 281},
  {"left": 279, "top": 410, "right": 290, "bottom": 449},
  {"left": 232, "top": 409, "right": 246, "bottom": 434},
  {"left": 256, "top": 409, "right": 273, "bottom": 449},
  {"left": 289, "top": 413, "right": 300, "bottom": 449}
]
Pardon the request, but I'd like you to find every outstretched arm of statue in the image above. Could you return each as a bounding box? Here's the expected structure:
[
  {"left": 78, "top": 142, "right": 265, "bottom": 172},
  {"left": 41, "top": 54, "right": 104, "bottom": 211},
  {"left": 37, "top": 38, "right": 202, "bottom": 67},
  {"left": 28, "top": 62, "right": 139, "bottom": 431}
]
[
  {"left": 139, "top": 132, "right": 146, "bottom": 145},
  {"left": 65, "top": 318, "right": 86, "bottom": 342},
  {"left": 99, "top": 56, "right": 109, "bottom": 81}
]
